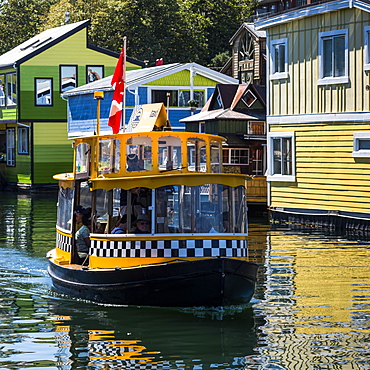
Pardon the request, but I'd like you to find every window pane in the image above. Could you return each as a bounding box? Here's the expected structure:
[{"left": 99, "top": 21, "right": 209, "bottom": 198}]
[
  {"left": 36, "top": 78, "right": 52, "bottom": 105},
  {"left": 278, "top": 44, "right": 285, "bottom": 72},
  {"left": 323, "top": 38, "right": 333, "bottom": 78},
  {"left": 178, "top": 91, "right": 190, "bottom": 107},
  {"left": 282, "top": 138, "right": 292, "bottom": 175},
  {"left": 152, "top": 90, "right": 178, "bottom": 106},
  {"left": 126, "top": 137, "right": 152, "bottom": 172},
  {"left": 158, "top": 136, "right": 182, "bottom": 171},
  {"left": 333, "top": 35, "right": 345, "bottom": 77},
  {"left": 6, "top": 73, "right": 17, "bottom": 106},
  {"left": 87, "top": 66, "right": 103, "bottom": 83},
  {"left": 61, "top": 65, "right": 77, "bottom": 92},
  {"left": 18, "top": 128, "right": 28, "bottom": 154},
  {"left": 359, "top": 139, "right": 370, "bottom": 150},
  {"left": 6, "top": 128, "right": 15, "bottom": 166},
  {"left": 272, "top": 138, "right": 281, "bottom": 174},
  {"left": 0, "top": 75, "right": 4, "bottom": 107}
]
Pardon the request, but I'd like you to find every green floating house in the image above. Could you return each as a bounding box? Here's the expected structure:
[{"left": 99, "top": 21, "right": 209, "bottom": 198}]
[{"left": 0, "top": 20, "right": 143, "bottom": 189}]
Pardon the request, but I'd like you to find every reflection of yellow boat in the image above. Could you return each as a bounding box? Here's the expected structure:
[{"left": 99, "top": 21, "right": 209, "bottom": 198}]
[{"left": 47, "top": 103, "right": 258, "bottom": 307}]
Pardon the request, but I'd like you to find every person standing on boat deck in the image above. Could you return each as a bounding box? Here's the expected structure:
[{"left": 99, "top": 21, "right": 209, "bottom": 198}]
[
  {"left": 131, "top": 214, "right": 150, "bottom": 234},
  {"left": 75, "top": 213, "right": 91, "bottom": 260}
]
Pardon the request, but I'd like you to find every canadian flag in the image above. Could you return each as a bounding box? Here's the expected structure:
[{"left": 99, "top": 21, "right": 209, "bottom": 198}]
[{"left": 108, "top": 46, "right": 125, "bottom": 134}]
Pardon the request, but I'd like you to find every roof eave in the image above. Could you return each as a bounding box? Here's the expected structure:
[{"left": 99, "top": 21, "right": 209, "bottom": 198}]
[{"left": 254, "top": 0, "right": 368, "bottom": 30}]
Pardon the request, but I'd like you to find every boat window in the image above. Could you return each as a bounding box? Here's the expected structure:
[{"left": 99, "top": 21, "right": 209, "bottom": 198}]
[
  {"left": 119, "top": 187, "right": 152, "bottom": 232},
  {"left": 155, "top": 184, "right": 247, "bottom": 234},
  {"left": 56, "top": 186, "right": 74, "bottom": 233},
  {"left": 187, "top": 138, "right": 206, "bottom": 172},
  {"left": 126, "top": 137, "right": 152, "bottom": 171},
  {"left": 75, "top": 142, "right": 90, "bottom": 178},
  {"left": 158, "top": 136, "right": 182, "bottom": 171},
  {"left": 210, "top": 141, "right": 221, "bottom": 173},
  {"left": 98, "top": 139, "right": 120, "bottom": 174}
]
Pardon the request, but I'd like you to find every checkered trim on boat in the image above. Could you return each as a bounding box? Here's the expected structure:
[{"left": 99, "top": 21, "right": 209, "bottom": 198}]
[
  {"left": 56, "top": 232, "right": 72, "bottom": 253},
  {"left": 89, "top": 239, "right": 248, "bottom": 258}
]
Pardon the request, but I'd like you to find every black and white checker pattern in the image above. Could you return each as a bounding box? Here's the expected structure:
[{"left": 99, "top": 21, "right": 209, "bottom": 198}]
[
  {"left": 56, "top": 232, "right": 72, "bottom": 253},
  {"left": 89, "top": 239, "right": 248, "bottom": 258}
]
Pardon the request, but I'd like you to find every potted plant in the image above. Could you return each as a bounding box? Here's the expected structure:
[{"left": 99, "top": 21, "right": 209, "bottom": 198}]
[{"left": 188, "top": 99, "right": 198, "bottom": 112}]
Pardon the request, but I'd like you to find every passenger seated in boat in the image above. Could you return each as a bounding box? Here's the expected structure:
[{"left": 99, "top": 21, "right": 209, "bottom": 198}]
[
  {"left": 127, "top": 154, "right": 144, "bottom": 171},
  {"left": 74, "top": 205, "right": 91, "bottom": 231},
  {"left": 110, "top": 214, "right": 136, "bottom": 234},
  {"left": 131, "top": 214, "right": 150, "bottom": 234},
  {"left": 75, "top": 213, "right": 91, "bottom": 263}
]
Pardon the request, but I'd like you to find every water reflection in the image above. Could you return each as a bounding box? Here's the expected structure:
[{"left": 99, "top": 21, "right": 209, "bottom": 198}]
[{"left": 1, "top": 193, "right": 370, "bottom": 369}]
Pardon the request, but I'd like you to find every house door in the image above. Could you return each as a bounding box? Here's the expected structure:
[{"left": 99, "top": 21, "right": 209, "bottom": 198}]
[{"left": 251, "top": 145, "right": 264, "bottom": 175}]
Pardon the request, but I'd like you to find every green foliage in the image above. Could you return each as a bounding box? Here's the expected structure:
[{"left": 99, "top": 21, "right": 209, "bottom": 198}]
[
  {"left": 0, "top": 0, "right": 52, "bottom": 54},
  {"left": 210, "top": 51, "right": 231, "bottom": 70},
  {"left": 0, "top": 0, "right": 257, "bottom": 66}
]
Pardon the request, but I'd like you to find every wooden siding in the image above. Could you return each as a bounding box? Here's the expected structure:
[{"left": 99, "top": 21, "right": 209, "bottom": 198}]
[
  {"left": 269, "top": 122, "right": 370, "bottom": 214},
  {"left": 145, "top": 70, "right": 218, "bottom": 87},
  {"left": 268, "top": 8, "right": 370, "bottom": 116},
  {"left": 33, "top": 122, "right": 73, "bottom": 184}
]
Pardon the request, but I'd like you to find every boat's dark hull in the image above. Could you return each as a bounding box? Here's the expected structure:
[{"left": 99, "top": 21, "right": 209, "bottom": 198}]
[{"left": 48, "top": 258, "right": 258, "bottom": 307}]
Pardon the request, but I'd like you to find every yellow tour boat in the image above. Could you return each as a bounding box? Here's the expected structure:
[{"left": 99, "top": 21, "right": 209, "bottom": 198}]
[{"left": 47, "top": 103, "right": 258, "bottom": 307}]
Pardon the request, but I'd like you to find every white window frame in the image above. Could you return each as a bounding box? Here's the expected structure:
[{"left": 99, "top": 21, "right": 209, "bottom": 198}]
[
  {"left": 18, "top": 127, "right": 29, "bottom": 155},
  {"left": 270, "top": 38, "right": 288, "bottom": 80},
  {"left": 223, "top": 148, "right": 250, "bottom": 165},
  {"left": 318, "top": 29, "right": 349, "bottom": 85},
  {"left": 364, "top": 26, "right": 370, "bottom": 70},
  {"left": 267, "top": 131, "right": 295, "bottom": 182},
  {"left": 352, "top": 132, "right": 370, "bottom": 157}
]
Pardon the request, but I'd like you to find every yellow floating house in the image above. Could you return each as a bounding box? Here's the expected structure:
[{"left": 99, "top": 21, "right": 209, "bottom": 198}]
[{"left": 255, "top": 0, "right": 370, "bottom": 230}]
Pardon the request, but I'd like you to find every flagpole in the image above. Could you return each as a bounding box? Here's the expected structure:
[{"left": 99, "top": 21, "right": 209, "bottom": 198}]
[{"left": 122, "top": 36, "right": 127, "bottom": 132}]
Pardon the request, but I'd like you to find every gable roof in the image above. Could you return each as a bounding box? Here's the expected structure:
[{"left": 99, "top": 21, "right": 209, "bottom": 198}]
[
  {"left": 62, "top": 62, "right": 239, "bottom": 96},
  {"left": 255, "top": 0, "right": 370, "bottom": 30},
  {"left": 229, "top": 22, "right": 266, "bottom": 44},
  {"left": 180, "top": 84, "right": 266, "bottom": 123}
]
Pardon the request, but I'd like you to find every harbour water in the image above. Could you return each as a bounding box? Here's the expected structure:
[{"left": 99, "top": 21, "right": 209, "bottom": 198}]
[{"left": 0, "top": 191, "right": 369, "bottom": 369}]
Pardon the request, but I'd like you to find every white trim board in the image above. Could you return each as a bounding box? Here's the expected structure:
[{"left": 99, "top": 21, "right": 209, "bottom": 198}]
[{"left": 267, "top": 112, "right": 370, "bottom": 125}]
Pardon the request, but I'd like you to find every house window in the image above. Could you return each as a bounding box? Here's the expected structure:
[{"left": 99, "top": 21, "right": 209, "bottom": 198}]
[
  {"left": 87, "top": 66, "right": 103, "bottom": 83},
  {"left": 270, "top": 38, "right": 288, "bottom": 80},
  {"left": 178, "top": 90, "right": 204, "bottom": 107},
  {"left": 364, "top": 26, "right": 370, "bottom": 70},
  {"left": 267, "top": 131, "right": 295, "bottom": 182},
  {"left": 243, "top": 90, "right": 257, "bottom": 107},
  {"left": 352, "top": 132, "right": 370, "bottom": 157},
  {"left": 35, "top": 78, "right": 53, "bottom": 106},
  {"left": 222, "top": 148, "right": 249, "bottom": 165},
  {"left": 18, "top": 127, "right": 29, "bottom": 155},
  {"left": 152, "top": 90, "right": 178, "bottom": 106},
  {"left": 6, "top": 128, "right": 15, "bottom": 167},
  {"left": 151, "top": 89, "right": 205, "bottom": 107},
  {"left": 318, "top": 29, "right": 348, "bottom": 85},
  {"left": 6, "top": 73, "right": 17, "bottom": 106},
  {"left": 0, "top": 74, "right": 4, "bottom": 107},
  {"left": 60, "top": 65, "right": 77, "bottom": 92}
]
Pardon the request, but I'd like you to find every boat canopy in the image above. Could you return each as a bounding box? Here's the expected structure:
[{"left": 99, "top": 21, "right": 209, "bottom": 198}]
[{"left": 54, "top": 130, "right": 250, "bottom": 191}]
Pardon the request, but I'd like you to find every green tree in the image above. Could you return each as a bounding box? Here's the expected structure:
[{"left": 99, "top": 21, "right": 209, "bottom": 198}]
[{"left": 0, "top": 0, "right": 52, "bottom": 54}]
